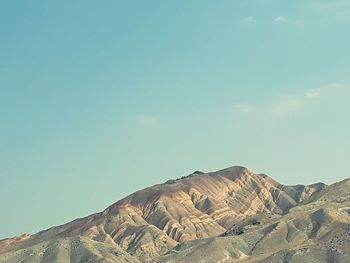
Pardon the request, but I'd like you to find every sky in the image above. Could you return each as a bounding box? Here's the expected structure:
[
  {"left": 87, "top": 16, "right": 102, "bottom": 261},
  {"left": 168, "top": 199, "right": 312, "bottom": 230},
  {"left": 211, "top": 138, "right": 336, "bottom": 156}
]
[{"left": 1, "top": 0, "right": 350, "bottom": 239}]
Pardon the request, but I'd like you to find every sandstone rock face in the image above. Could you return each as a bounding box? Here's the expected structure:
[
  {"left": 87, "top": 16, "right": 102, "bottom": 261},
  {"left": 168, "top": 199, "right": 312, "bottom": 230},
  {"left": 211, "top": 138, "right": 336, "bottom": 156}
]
[{"left": 2, "top": 166, "right": 347, "bottom": 263}]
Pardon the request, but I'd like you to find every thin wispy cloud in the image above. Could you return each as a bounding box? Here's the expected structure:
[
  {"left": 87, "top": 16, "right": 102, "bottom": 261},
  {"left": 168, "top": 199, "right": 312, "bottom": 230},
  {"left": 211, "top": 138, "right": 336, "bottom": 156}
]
[
  {"left": 235, "top": 96, "right": 303, "bottom": 116},
  {"left": 325, "top": 82, "right": 348, "bottom": 90},
  {"left": 243, "top": 16, "right": 255, "bottom": 23},
  {"left": 242, "top": 15, "right": 303, "bottom": 26},
  {"left": 311, "top": 0, "right": 350, "bottom": 11},
  {"left": 235, "top": 88, "right": 319, "bottom": 116},
  {"left": 305, "top": 89, "right": 320, "bottom": 98},
  {"left": 235, "top": 83, "right": 349, "bottom": 117},
  {"left": 311, "top": 82, "right": 350, "bottom": 94},
  {"left": 309, "top": 0, "right": 350, "bottom": 17},
  {"left": 275, "top": 16, "right": 288, "bottom": 23}
]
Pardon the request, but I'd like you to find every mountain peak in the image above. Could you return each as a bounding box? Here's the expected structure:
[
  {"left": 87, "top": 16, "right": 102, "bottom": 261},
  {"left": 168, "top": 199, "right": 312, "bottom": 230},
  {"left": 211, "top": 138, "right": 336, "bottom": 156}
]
[{"left": 2, "top": 166, "right": 344, "bottom": 263}]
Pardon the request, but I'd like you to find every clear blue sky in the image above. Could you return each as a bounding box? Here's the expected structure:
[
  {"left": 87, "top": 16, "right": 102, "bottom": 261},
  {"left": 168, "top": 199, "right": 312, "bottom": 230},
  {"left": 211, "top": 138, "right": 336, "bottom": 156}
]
[{"left": 1, "top": 0, "right": 350, "bottom": 238}]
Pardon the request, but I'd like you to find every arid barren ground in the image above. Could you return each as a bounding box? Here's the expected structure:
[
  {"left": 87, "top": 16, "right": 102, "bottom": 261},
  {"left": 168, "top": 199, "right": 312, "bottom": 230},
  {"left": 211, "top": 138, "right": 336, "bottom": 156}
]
[{"left": 1, "top": 166, "right": 349, "bottom": 262}]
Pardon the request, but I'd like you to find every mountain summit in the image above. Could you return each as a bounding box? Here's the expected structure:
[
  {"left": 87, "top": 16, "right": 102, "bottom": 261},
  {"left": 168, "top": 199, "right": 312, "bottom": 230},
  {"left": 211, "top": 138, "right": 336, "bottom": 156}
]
[{"left": 1, "top": 166, "right": 350, "bottom": 262}]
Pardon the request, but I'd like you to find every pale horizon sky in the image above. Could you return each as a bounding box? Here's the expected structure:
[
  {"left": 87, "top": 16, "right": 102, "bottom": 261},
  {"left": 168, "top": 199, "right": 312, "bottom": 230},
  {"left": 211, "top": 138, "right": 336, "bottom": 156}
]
[{"left": 1, "top": 0, "right": 350, "bottom": 239}]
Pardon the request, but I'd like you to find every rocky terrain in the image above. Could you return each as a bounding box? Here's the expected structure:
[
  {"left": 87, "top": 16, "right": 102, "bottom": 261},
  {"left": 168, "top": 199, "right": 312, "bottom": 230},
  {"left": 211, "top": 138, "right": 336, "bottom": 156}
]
[{"left": 1, "top": 166, "right": 349, "bottom": 262}]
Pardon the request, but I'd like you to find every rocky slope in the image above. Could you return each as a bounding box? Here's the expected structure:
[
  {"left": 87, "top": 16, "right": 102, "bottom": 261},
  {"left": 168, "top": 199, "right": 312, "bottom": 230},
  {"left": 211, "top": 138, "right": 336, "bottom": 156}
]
[
  {"left": 156, "top": 178, "right": 350, "bottom": 262},
  {"left": 2, "top": 166, "right": 349, "bottom": 263}
]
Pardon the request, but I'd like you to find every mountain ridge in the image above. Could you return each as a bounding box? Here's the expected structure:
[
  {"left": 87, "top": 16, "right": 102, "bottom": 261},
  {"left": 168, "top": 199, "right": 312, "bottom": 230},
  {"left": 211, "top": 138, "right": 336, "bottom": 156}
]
[{"left": 2, "top": 166, "right": 349, "bottom": 263}]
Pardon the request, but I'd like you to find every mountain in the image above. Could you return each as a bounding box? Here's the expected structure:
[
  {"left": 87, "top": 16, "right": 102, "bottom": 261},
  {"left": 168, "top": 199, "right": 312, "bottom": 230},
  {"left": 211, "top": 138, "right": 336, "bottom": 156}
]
[{"left": 1, "top": 166, "right": 349, "bottom": 263}]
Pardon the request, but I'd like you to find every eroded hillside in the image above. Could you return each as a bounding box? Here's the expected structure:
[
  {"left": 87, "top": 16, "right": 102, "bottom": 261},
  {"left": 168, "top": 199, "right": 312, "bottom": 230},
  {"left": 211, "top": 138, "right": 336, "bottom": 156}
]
[{"left": 2, "top": 166, "right": 349, "bottom": 263}]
